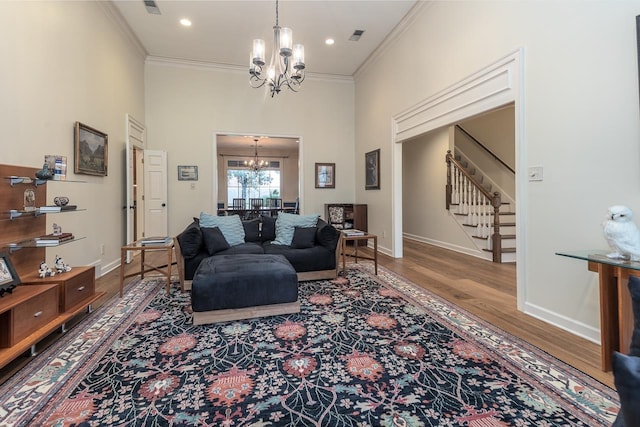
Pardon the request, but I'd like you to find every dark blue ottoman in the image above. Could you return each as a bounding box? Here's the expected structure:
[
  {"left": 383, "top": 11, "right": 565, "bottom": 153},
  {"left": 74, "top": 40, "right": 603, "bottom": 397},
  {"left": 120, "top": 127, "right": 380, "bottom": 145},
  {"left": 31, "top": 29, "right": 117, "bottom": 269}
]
[{"left": 191, "top": 254, "right": 300, "bottom": 325}]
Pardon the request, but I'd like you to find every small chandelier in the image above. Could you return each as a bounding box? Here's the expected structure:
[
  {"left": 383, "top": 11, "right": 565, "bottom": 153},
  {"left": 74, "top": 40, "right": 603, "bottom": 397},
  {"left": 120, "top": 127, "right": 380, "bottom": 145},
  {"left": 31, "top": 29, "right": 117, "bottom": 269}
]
[
  {"left": 249, "top": 0, "right": 305, "bottom": 97},
  {"left": 245, "top": 139, "right": 268, "bottom": 172}
]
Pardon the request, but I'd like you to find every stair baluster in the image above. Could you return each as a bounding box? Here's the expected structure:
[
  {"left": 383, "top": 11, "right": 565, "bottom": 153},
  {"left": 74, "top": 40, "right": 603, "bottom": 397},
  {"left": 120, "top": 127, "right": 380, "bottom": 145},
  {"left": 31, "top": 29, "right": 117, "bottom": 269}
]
[{"left": 445, "top": 150, "right": 506, "bottom": 262}]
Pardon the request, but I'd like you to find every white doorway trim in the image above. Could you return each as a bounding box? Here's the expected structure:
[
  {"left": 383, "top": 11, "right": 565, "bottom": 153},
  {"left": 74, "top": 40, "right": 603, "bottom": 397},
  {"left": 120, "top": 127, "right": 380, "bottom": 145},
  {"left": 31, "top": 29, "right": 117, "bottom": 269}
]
[
  {"left": 212, "top": 131, "right": 304, "bottom": 213},
  {"left": 391, "top": 49, "right": 525, "bottom": 310}
]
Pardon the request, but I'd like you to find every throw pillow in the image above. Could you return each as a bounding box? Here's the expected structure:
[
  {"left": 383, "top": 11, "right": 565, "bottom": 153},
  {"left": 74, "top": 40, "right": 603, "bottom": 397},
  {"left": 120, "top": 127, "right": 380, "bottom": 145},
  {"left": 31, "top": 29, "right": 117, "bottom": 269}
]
[
  {"left": 291, "top": 226, "right": 317, "bottom": 249},
  {"left": 273, "top": 212, "right": 319, "bottom": 246},
  {"left": 260, "top": 215, "right": 277, "bottom": 242},
  {"left": 201, "top": 226, "right": 230, "bottom": 255},
  {"left": 243, "top": 218, "right": 261, "bottom": 243},
  {"left": 629, "top": 276, "right": 640, "bottom": 357},
  {"left": 316, "top": 220, "right": 340, "bottom": 249},
  {"left": 177, "top": 220, "right": 202, "bottom": 258},
  {"left": 199, "top": 212, "right": 245, "bottom": 246},
  {"left": 613, "top": 351, "right": 640, "bottom": 427}
]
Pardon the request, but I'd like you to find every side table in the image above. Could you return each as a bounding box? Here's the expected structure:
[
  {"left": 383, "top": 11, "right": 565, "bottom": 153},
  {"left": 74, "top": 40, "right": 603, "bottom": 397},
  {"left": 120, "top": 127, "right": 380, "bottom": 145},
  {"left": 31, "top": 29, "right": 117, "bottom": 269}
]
[
  {"left": 340, "top": 232, "right": 378, "bottom": 275},
  {"left": 556, "top": 249, "right": 637, "bottom": 372},
  {"left": 120, "top": 238, "right": 174, "bottom": 297}
]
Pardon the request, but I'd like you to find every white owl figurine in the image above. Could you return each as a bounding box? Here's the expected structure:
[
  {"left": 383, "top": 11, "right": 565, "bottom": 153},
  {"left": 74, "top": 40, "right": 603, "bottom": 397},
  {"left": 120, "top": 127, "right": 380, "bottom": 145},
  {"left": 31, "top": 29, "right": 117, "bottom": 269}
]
[{"left": 603, "top": 205, "right": 640, "bottom": 261}]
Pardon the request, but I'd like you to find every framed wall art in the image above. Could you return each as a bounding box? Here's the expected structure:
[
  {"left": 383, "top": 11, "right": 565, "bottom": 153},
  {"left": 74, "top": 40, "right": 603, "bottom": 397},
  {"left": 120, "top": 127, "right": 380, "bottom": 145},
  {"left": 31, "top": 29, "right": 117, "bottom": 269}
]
[
  {"left": 365, "top": 149, "right": 380, "bottom": 190},
  {"left": 178, "top": 165, "right": 198, "bottom": 181},
  {"left": 315, "top": 163, "right": 335, "bottom": 188},
  {"left": 74, "top": 121, "right": 108, "bottom": 176},
  {"left": 0, "top": 252, "right": 20, "bottom": 297}
]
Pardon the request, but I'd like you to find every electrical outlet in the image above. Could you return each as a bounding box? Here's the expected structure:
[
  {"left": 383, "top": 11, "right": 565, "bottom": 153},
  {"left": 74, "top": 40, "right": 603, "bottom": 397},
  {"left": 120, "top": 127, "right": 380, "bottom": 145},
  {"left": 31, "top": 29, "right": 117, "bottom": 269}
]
[
  {"left": 100, "top": 243, "right": 105, "bottom": 255},
  {"left": 382, "top": 231, "right": 386, "bottom": 238},
  {"left": 190, "top": 183, "right": 196, "bottom": 190}
]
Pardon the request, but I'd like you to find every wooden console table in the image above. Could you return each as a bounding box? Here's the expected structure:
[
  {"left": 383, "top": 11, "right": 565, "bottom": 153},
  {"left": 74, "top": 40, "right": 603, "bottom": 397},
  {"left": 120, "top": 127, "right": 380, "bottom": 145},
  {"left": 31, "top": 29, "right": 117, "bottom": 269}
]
[
  {"left": 120, "top": 238, "right": 174, "bottom": 297},
  {"left": 556, "top": 250, "right": 637, "bottom": 372}
]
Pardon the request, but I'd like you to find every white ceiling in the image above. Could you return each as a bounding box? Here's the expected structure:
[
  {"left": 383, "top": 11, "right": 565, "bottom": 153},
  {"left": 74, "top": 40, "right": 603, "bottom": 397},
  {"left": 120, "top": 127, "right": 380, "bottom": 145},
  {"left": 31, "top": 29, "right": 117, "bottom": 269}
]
[{"left": 112, "top": 0, "right": 418, "bottom": 77}]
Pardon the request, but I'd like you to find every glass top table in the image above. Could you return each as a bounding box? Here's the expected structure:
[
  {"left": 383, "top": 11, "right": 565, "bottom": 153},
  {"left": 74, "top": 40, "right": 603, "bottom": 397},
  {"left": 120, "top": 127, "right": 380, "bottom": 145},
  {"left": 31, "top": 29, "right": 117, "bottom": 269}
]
[
  {"left": 555, "top": 249, "right": 637, "bottom": 371},
  {"left": 556, "top": 249, "right": 640, "bottom": 271}
]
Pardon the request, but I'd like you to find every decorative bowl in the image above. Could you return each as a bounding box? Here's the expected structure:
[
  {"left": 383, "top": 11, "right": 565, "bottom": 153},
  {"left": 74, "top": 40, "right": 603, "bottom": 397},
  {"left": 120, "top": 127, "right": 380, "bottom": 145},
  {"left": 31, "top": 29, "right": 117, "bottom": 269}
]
[{"left": 54, "top": 196, "right": 69, "bottom": 207}]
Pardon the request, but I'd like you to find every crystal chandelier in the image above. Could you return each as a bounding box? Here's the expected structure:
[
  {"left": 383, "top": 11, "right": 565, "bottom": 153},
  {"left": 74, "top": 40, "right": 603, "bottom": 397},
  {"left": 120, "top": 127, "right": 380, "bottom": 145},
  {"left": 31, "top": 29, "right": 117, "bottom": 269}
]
[
  {"left": 245, "top": 139, "right": 268, "bottom": 172},
  {"left": 249, "top": 0, "right": 305, "bottom": 97}
]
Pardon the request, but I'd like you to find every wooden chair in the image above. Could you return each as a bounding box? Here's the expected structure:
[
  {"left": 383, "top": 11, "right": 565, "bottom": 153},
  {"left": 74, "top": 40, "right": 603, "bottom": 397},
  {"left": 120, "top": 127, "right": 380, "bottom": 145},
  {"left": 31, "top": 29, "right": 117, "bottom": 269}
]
[
  {"left": 266, "top": 198, "right": 282, "bottom": 216},
  {"left": 231, "top": 198, "right": 247, "bottom": 218},
  {"left": 248, "top": 198, "right": 263, "bottom": 219},
  {"left": 327, "top": 205, "right": 353, "bottom": 229}
]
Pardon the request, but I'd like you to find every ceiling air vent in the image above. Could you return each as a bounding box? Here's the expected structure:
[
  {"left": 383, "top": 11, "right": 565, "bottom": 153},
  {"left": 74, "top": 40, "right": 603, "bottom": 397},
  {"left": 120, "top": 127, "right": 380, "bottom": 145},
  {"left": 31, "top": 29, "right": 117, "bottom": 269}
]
[
  {"left": 144, "top": 0, "right": 161, "bottom": 15},
  {"left": 349, "top": 30, "right": 365, "bottom": 42}
]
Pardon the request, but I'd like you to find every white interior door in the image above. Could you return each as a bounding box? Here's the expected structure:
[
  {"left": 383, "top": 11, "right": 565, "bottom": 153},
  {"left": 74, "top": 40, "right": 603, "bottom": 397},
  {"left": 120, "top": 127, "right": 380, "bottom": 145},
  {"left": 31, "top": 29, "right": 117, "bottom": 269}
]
[
  {"left": 125, "top": 114, "right": 145, "bottom": 262},
  {"left": 144, "top": 150, "right": 168, "bottom": 237}
]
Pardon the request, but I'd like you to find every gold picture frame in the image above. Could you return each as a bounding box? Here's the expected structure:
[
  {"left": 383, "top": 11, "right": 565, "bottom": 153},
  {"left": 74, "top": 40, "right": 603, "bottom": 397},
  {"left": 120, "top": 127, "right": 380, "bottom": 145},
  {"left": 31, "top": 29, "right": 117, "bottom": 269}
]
[
  {"left": 315, "top": 163, "right": 335, "bottom": 189},
  {"left": 74, "top": 121, "right": 108, "bottom": 176}
]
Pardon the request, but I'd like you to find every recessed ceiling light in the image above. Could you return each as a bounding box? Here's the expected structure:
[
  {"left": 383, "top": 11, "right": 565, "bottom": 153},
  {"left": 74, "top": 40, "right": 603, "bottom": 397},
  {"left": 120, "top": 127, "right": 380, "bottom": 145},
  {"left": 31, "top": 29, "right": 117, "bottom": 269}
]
[
  {"left": 325, "top": 38, "right": 335, "bottom": 45},
  {"left": 180, "top": 18, "right": 192, "bottom": 27}
]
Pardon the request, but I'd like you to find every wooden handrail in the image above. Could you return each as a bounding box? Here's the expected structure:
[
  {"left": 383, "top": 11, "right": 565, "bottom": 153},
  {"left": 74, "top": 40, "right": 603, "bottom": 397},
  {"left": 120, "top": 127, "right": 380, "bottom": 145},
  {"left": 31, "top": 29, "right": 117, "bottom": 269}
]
[
  {"left": 456, "top": 125, "right": 515, "bottom": 175},
  {"left": 446, "top": 150, "right": 503, "bottom": 262}
]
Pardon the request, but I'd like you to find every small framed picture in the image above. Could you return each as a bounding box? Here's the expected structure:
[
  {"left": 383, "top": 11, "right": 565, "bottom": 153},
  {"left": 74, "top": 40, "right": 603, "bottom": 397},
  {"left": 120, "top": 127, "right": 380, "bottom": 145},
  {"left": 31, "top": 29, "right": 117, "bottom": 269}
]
[
  {"left": 365, "top": 149, "right": 380, "bottom": 190},
  {"left": 178, "top": 165, "right": 198, "bottom": 181},
  {"left": 315, "top": 163, "right": 335, "bottom": 188},
  {"left": 74, "top": 122, "right": 108, "bottom": 176},
  {"left": 0, "top": 252, "right": 20, "bottom": 297}
]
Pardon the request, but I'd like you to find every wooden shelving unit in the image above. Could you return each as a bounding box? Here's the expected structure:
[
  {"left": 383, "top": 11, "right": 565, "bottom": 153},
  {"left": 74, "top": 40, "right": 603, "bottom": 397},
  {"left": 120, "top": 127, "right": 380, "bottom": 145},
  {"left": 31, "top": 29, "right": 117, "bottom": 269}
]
[{"left": 0, "top": 163, "right": 103, "bottom": 370}]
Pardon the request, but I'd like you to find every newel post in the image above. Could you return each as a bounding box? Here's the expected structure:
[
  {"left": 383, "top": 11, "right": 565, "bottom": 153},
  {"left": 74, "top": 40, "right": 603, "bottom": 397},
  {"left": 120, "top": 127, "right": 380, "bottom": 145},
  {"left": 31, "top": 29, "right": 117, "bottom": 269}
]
[
  {"left": 491, "top": 191, "right": 502, "bottom": 263},
  {"left": 445, "top": 150, "right": 452, "bottom": 210}
]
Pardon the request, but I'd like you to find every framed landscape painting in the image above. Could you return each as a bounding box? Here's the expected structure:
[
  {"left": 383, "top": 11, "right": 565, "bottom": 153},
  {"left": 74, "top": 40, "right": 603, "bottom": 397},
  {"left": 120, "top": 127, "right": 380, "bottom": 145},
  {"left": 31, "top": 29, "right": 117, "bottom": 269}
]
[
  {"left": 315, "top": 163, "right": 335, "bottom": 188},
  {"left": 74, "top": 121, "right": 108, "bottom": 176},
  {"left": 365, "top": 149, "right": 380, "bottom": 190},
  {"left": 0, "top": 252, "right": 20, "bottom": 297}
]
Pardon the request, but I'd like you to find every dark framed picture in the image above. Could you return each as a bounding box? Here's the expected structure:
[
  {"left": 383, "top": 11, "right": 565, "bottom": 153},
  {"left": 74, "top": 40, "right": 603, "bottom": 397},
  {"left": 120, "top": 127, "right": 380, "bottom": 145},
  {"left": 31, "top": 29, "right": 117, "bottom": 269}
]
[
  {"left": 0, "top": 252, "right": 20, "bottom": 297},
  {"left": 315, "top": 163, "right": 335, "bottom": 188},
  {"left": 365, "top": 149, "right": 380, "bottom": 190},
  {"left": 74, "top": 122, "right": 108, "bottom": 176},
  {"left": 178, "top": 165, "right": 198, "bottom": 181}
]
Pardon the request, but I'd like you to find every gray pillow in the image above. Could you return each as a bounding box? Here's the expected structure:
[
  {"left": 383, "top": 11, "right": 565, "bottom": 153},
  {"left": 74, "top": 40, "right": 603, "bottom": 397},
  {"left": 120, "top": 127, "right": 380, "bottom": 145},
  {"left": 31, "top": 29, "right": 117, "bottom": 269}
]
[
  {"left": 291, "top": 226, "right": 317, "bottom": 249},
  {"left": 273, "top": 212, "right": 319, "bottom": 246},
  {"left": 200, "top": 212, "right": 245, "bottom": 246},
  {"left": 201, "top": 226, "right": 230, "bottom": 255}
]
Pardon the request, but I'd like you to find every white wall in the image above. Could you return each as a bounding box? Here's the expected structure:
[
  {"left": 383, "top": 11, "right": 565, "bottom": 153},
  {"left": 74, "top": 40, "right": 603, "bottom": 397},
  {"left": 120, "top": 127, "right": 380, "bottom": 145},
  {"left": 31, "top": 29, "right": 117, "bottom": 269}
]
[
  {"left": 402, "top": 129, "right": 481, "bottom": 255},
  {"left": 144, "top": 61, "right": 356, "bottom": 236},
  {"left": 0, "top": 1, "right": 145, "bottom": 276},
  {"left": 355, "top": 1, "right": 640, "bottom": 342}
]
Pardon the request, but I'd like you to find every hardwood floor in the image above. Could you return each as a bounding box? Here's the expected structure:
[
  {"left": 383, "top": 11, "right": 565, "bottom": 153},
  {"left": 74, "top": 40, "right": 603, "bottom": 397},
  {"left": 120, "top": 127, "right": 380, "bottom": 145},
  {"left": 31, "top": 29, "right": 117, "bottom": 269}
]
[{"left": 1, "top": 239, "right": 614, "bottom": 388}]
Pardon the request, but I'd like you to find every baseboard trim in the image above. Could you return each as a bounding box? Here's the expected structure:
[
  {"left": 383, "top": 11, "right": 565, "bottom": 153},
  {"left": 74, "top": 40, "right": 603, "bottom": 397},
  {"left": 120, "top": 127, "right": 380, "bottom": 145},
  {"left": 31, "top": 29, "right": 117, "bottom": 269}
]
[
  {"left": 403, "top": 233, "right": 491, "bottom": 261},
  {"left": 524, "top": 301, "right": 600, "bottom": 345}
]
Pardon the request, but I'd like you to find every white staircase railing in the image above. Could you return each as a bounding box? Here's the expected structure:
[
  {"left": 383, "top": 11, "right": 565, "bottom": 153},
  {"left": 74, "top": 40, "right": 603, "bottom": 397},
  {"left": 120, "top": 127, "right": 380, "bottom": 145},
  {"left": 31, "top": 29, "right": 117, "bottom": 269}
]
[{"left": 446, "top": 150, "right": 504, "bottom": 262}]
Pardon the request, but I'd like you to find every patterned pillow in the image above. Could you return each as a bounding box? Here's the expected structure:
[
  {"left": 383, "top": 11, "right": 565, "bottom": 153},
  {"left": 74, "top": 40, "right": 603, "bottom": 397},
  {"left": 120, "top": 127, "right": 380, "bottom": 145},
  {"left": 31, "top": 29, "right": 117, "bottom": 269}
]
[
  {"left": 273, "top": 212, "right": 319, "bottom": 246},
  {"left": 199, "top": 212, "right": 245, "bottom": 246}
]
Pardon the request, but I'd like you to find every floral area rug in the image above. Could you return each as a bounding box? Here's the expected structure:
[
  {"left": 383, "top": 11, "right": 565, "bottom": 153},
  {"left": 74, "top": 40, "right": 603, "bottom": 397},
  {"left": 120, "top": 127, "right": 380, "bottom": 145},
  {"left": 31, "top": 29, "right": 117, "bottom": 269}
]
[{"left": 0, "top": 265, "right": 619, "bottom": 426}]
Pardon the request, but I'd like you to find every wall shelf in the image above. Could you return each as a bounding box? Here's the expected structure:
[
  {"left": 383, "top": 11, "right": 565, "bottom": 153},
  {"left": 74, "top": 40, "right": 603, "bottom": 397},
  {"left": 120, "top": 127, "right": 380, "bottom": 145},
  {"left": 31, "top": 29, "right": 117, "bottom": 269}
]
[{"left": 0, "top": 163, "right": 102, "bottom": 370}]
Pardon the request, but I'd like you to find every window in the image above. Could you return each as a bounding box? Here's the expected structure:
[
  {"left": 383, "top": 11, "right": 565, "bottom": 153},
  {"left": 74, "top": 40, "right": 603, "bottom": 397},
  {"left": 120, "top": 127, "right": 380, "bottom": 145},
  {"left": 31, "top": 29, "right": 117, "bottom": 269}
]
[{"left": 227, "top": 160, "right": 281, "bottom": 205}]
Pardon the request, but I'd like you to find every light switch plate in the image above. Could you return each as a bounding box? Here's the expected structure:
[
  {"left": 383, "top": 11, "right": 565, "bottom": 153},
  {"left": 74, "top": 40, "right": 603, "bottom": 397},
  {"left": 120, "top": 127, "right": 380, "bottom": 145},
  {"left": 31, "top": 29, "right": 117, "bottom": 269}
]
[{"left": 528, "top": 166, "right": 543, "bottom": 182}]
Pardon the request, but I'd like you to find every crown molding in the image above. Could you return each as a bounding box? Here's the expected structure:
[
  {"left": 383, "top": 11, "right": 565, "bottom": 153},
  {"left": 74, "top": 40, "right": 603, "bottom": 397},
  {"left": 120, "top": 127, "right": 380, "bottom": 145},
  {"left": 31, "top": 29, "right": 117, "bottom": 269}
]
[
  {"left": 145, "top": 56, "right": 354, "bottom": 84},
  {"left": 354, "top": 1, "right": 433, "bottom": 80},
  {"left": 99, "top": 1, "right": 147, "bottom": 59}
]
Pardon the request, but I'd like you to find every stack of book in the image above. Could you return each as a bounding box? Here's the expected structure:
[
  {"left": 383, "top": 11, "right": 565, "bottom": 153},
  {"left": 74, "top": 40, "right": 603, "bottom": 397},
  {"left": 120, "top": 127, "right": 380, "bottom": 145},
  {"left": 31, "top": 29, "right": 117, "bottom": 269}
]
[
  {"left": 36, "top": 232, "right": 74, "bottom": 246},
  {"left": 342, "top": 229, "right": 365, "bottom": 236},
  {"left": 140, "top": 236, "right": 171, "bottom": 245}
]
